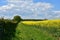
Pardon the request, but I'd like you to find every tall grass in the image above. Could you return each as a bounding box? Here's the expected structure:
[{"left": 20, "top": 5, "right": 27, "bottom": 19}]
[
  {"left": 22, "top": 20, "right": 60, "bottom": 40},
  {"left": 14, "top": 23, "right": 56, "bottom": 40}
]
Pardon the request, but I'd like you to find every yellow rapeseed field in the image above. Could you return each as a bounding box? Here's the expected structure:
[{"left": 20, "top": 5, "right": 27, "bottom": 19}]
[{"left": 22, "top": 20, "right": 60, "bottom": 28}]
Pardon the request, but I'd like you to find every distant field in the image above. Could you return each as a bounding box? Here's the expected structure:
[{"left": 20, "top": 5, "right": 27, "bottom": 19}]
[
  {"left": 13, "top": 20, "right": 60, "bottom": 40},
  {"left": 22, "top": 20, "right": 60, "bottom": 28}
]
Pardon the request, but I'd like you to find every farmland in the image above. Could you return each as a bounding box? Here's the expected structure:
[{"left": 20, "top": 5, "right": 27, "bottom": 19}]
[
  {"left": 13, "top": 20, "right": 60, "bottom": 40},
  {"left": 0, "top": 18, "right": 60, "bottom": 40}
]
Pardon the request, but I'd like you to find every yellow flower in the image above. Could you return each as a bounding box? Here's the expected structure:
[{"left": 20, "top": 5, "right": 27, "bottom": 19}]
[{"left": 22, "top": 20, "right": 60, "bottom": 28}]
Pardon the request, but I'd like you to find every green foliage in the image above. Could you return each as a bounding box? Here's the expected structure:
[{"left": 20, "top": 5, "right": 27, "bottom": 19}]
[
  {"left": 13, "top": 15, "right": 22, "bottom": 23},
  {"left": 14, "top": 23, "right": 56, "bottom": 40},
  {"left": 0, "top": 16, "right": 22, "bottom": 40},
  {"left": 0, "top": 18, "right": 18, "bottom": 40}
]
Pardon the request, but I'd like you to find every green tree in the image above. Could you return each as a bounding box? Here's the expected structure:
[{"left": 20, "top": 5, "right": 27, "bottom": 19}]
[{"left": 13, "top": 15, "right": 22, "bottom": 23}]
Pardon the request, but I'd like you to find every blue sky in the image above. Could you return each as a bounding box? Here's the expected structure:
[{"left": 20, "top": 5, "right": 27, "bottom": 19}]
[
  {"left": 0, "top": 0, "right": 60, "bottom": 19},
  {"left": 0, "top": 0, "right": 60, "bottom": 10},
  {"left": 34, "top": 0, "right": 60, "bottom": 10},
  {"left": 0, "top": 0, "right": 7, "bottom": 6}
]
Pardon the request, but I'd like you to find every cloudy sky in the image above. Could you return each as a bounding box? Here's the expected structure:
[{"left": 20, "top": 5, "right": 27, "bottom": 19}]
[{"left": 0, "top": 0, "right": 60, "bottom": 19}]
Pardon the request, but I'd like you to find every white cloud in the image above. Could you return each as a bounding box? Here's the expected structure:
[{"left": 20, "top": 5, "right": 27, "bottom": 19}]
[
  {"left": 8, "top": 0, "right": 32, "bottom": 1},
  {"left": 0, "top": 4, "right": 15, "bottom": 11},
  {"left": 0, "top": 0, "right": 60, "bottom": 19},
  {"left": 53, "top": 11, "right": 60, "bottom": 14}
]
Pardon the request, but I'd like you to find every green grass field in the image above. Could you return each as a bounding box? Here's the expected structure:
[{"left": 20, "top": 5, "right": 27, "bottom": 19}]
[{"left": 12, "top": 20, "right": 60, "bottom": 40}]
